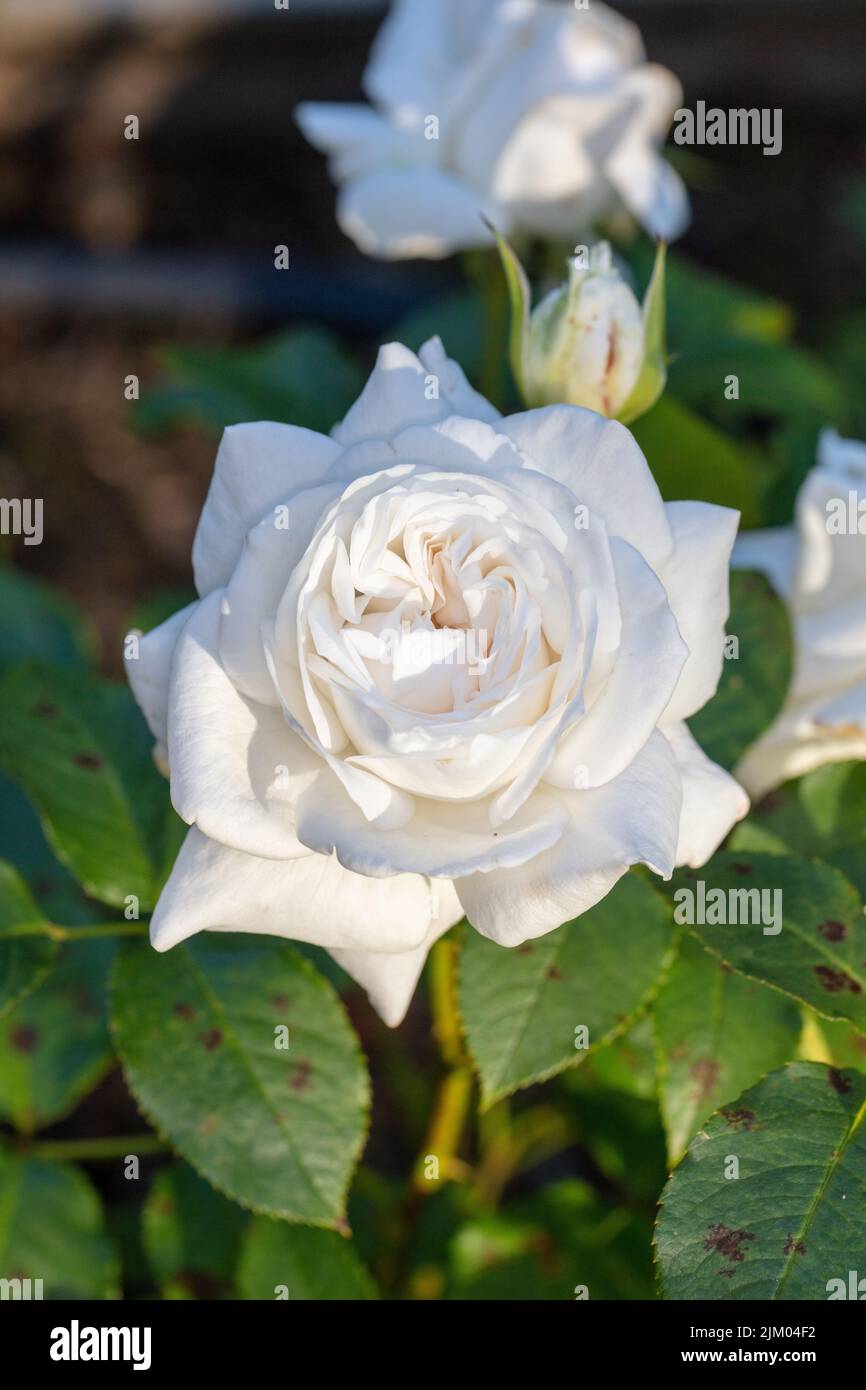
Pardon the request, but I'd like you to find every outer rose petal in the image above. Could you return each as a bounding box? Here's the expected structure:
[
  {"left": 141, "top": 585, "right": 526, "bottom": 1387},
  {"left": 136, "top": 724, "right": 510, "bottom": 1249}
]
[
  {"left": 417, "top": 337, "right": 501, "bottom": 425},
  {"left": 167, "top": 591, "right": 306, "bottom": 859},
  {"left": 334, "top": 166, "right": 497, "bottom": 261},
  {"left": 363, "top": 0, "right": 476, "bottom": 117},
  {"left": 732, "top": 527, "right": 797, "bottom": 601},
  {"left": 125, "top": 599, "right": 197, "bottom": 754},
  {"left": 663, "top": 722, "right": 748, "bottom": 865},
  {"left": 294, "top": 103, "right": 418, "bottom": 182},
  {"left": 219, "top": 482, "right": 342, "bottom": 706},
  {"left": 659, "top": 501, "right": 740, "bottom": 723},
  {"left": 546, "top": 537, "right": 687, "bottom": 789},
  {"left": 732, "top": 431, "right": 866, "bottom": 797},
  {"left": 735, "top": 698, "right": 866, "bottom": 801},
  {"left": 329, "top": 881, "right": 464, "bottom": 1027},
  {"left": 602, "top": 67, "right": 689, "bottom": 241},
  {"left": 151, "top": 825, "right": 453, "bottom": 959},
  {"left": 500, "top": 406, "right": 674, "bottom": 567},
  {"left": 293, "top": 762, "right": 568, "bottom": 878},
  {"left": 332, "top": 340, "right": 497, "bottom": 449},
  {"left": 192, "top": 422, "right": 339, "bottom": 596},
  {"left": 456, "top": 731, "right": 681, "bottom": 946}
]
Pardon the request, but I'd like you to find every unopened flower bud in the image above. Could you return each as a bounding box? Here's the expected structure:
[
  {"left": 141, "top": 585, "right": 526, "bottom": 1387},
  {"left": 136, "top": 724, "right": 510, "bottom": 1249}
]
[{"left": 525, "top": 245, "right": 644, "bottom": 417}]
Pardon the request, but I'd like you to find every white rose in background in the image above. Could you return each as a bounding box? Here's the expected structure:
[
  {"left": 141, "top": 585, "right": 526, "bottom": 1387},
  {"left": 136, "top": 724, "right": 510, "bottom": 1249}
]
[
  {"left": 733, "top": 429, "right": 866, "bottom": 798},
  {"left": 296, "top": 0, "right": 689, "bottom": 260},
  {"left": 126, "top": 337, "right": 746, "bottom": 1026}
]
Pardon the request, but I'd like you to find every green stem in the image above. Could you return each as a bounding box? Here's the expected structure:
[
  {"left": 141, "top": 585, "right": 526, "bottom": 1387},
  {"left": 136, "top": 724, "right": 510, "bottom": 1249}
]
[
  {"left": 27, "top": 1134, "right": 169, "bottom": 1162},
  {"left": 412, "top": 936, "right": 473, "bottom": 1192},
  {"left": 463, "top": 249, "right": 509, "bottom": 407},
  {"left": 5, "top": 920, "right": 148, "bottom": 942}
]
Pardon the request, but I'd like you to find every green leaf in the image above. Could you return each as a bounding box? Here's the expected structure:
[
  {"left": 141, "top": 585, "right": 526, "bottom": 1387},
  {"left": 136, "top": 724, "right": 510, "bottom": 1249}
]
[
  {"left": 487, "top": 220, "right": 531, "bottom": 398},
  {"left": 629, "top": 245, "right": 793, "bottom": 347},
  {"left": 631, "top": 395, "right": 764, "bottom": 525},
  {"left": 0, "top": 940, "right": 115, "bottom": 1132},
  {"left": 730, "top": 761, "right": 866, "bottom": 862},
  {"left": 0, "top": 860, "right": 57, "bottom": 1020},
  {"left": 0, "top": 571, "right": 93, "bottom": 674},
  {"left": 448, "top": 1181, "right": 654, "bottom": 1300},
  {"left": 655, "top": 1062, "right": 866, "bottom": 1299},
  {"left": 0, "top": 774, "right": 108, "bottom": 926},
  {"left": 238, "top": 1218, "right": 378, "bottom": 1300},
  {"left": 142, "top": 1161, "right": 246, "bottom": 1299},
  {"left": 808, "top": 1013, "right": 866, "bottom": 1075},
  {"left": 561, "top": 1065, "right": 668, "bottom": 1205},
  {"left": 111, "top": 936, "right": 370, "bottom": 1226},
  {"left": 669, "top": 338, "right": 848, "bottom": 429},
  {"left": 0, "top": 664, "right": 173, "bottom": 911},
  {"left": 688, "top": 569, "right": 793, "bottom": 771},
  {"left": 133, "top": 326, "right": 365, "bottom": 438},
  {"left": 575, "top": 1015, "right": 658, "bottom": 1101},
  {"left": 679, "top": 852, "right": 866, "bottom": 1033},
  {"left": 390, "top": 287, "right": 483, "bottom": 386},
  {"left": 654, "top": 934, "right": 800, "bottom": 1163},
  {"left": 619, "top": 240, "right": 667, "bottom": 424},
  {"left": 0, "top": 1153, "right": 117, "bottom": 1298},
  {"left": 460, "top": 872, "right": 675, "bottom": 1108}
]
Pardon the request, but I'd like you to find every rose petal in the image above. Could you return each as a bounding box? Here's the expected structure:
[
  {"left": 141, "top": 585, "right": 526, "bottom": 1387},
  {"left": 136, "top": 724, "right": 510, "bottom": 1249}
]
[
  {"left": 125, "top": 600, "right": 198, "bottom": 753},
  {"left": 150, "top": 825, "right": 451, "bottom": 956},
  {"left": 192, "top": 422, "right": 339, "bottom": 596},
  {"left": 500, "top": 405, "right": 674, "bottom": 567},
  {"left": 167, "top": 591, "right": 306, "bottom": 858},
  {"left": 456, "top": 731, "right": 681, "bottom": 945},
  {"left": 329, "top": 880, "right": 464, "bottom": 1026},
  {"left": 293, "top": 762, "right": 568, "bottom": 878},
  {"left": 732, "top": 526, "right": 797, "bottom": 601},
  {"left": 658, "top": 500, "right": 739, "bottom": 723},
  {"left": 334, "top": 167, "right": 496, "bottom": 261},
  {"left": 664, "top": 722, "right": 748, "bottom": 866},
  {"left": 546, "top": 537, "right": 687, "bottom": 788}
]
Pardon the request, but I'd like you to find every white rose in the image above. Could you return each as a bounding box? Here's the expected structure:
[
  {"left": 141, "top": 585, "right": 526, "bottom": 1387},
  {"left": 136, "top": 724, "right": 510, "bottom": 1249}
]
[
  {"left": 127, "top": 337, "right": 746, "bottom": 1026},
  {"left": 733, "top": 429, "right": 866, "bottom": 798},
  {"left": 296, "top": 0, "right": 689, "bottom": 260}
]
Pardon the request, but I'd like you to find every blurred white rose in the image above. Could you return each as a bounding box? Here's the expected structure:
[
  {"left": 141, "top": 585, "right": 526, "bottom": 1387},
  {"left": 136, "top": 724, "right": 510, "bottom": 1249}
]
[
  {"left": 296, "top": 0, "right": 689, "bottom": 260},
  {"left": 734, "top": 429, "right": 866, "bottom": 799},
  {"left": 127, "top": 337, "right": 745, "bottom": 1026}
]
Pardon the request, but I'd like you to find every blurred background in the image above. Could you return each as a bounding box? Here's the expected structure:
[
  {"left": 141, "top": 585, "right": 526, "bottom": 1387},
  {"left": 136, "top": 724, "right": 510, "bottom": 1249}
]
[{"left": 1, "top": 0, "right": 866, "bottom": 1299}]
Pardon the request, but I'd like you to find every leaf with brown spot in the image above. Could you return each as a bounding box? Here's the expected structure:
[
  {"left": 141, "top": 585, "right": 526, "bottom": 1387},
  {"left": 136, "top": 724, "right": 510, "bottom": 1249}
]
[
  {"left": 656, "top": 1063, "right": 866, "bottom": 1299},
  {"left": 0, "top": 664, "right": 178, "bottom": 911},
  {"left": 687, "top": 853, "right": 866, "bottom": 1036},
  {"left": 654, "top": 934, "right": 799, "bottom": 1162},
  {"left": 460, "top": 874, "right": 675, "bottom": 1107},
  {"left": 111, "top": 935, "right": 369, "bottom": 1225}
]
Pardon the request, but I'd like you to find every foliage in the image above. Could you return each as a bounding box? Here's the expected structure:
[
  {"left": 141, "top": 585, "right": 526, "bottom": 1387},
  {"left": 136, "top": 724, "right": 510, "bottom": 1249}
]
[{"left": 2, "top": 235, "right": 865, "bottom": 1302}]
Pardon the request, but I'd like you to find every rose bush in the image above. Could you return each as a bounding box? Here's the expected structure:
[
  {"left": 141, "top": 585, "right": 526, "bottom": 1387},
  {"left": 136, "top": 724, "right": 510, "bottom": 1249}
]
[
  {"left": 126, "top": 336, "right": 747, "bottom": 1025},
  {"left": 296, "top": 0, "right": 689, "bottom": 259},
  {"left": 733, "top": 429, "right": 866, "bottom": 797}
]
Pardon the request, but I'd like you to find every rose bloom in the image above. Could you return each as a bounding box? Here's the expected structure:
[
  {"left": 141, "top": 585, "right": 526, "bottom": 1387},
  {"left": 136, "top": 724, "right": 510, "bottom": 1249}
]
[
  {"left": 734, "top": 429, "right": 866, "bottom": 798},
  {"left": 127, "top": 338, "right": 747, "bottom": 1025},
  {"left": 296, "top": 0, "right": 689, "bottom": 260}
]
